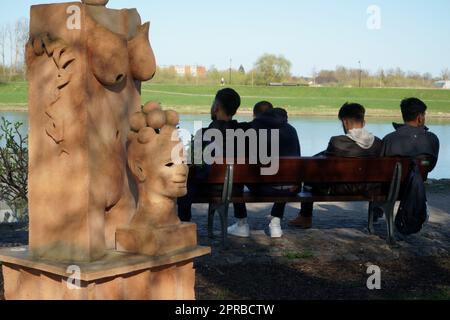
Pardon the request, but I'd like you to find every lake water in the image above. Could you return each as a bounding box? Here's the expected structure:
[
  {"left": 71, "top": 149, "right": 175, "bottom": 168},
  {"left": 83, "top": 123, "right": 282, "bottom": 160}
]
[{"left": 1, "top": 112, "right": 449, "bottom": 179}]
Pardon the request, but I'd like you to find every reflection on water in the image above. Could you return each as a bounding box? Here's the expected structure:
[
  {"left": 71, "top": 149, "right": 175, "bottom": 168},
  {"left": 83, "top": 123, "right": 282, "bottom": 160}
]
[{"left": 0, "top": 112, "right": 448, "bottom": 179}]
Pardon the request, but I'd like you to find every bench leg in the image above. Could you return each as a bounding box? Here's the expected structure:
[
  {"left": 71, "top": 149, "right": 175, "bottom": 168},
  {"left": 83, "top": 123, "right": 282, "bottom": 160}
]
[
  {"left": 367, "top": 202, "right": 375, "bottom": 235},
  {"left": 369, "top": 201, "right": 396, "bottom": 244},
  {"left": 385, "top": 203, "right": 396, "bottom": 245},
  {"left": 207, "top": 204, "right": 216, "bottom": 239},
  {"left": 218, "top": 203, "right": 230, "bottom": 248}
]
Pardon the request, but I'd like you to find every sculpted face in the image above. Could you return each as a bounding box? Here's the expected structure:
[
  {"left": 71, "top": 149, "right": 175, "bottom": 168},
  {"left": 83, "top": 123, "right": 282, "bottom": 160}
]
[
  {"left": 128, "top": 102, "right": 188, "bottom": 200},
  {"left": 146, "top": 154, "right": 188, "bottom": 199}
]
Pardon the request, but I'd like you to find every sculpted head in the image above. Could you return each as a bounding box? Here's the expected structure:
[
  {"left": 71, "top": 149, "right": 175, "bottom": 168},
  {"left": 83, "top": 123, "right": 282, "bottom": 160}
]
[{"left": 128, "top": 102, "right": 188, "bottom": 199}]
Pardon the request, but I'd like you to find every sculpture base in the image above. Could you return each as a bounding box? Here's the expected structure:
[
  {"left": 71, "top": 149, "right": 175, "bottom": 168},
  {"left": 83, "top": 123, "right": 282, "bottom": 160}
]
[
  {"left": 0, "top": 246, "right": 210, "bottom": 300},
  {"left": 116, "top": 223, "right": 197, "bottom": 257}
]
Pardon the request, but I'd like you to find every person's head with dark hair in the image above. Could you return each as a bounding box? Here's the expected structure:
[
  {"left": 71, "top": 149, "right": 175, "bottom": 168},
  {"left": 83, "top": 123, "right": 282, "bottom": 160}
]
[
  {"left": 210, "top": 88, "right": 241, "bottom": 121},
  {"left": 338, "top": 102, "right": 366, "bottom": 134},
  {"left": 253, "top": 101, "right": 274, "bottom": 118},
  {"left": 401, "top": 97, "right": 427, "bottom": 127}
]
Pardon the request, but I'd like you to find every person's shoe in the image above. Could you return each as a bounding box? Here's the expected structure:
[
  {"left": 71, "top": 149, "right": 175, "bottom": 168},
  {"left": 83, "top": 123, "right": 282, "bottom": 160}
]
[
  {"left": 288, "top": 215, "right": 313, "bottom": 229},
  {"left": 227, "top": 219, "right": 250, "bottom": 238},
  {"left": 268, "top": 217, "right": 283, "bottom": 238}
]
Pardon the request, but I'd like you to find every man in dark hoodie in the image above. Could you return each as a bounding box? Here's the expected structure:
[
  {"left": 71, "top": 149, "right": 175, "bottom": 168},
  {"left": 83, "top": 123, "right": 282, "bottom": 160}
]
[
  {"left": 382, "top": 98, "right": 440, "bottom": 171},
  {"left": 227, "top": 101, "right": 301, "bottom": 238},
  {"left": 289, "top": 102, "right": 383, "bottom": 229},
  {"left": 177, "top": 88, "right": 250, "bottom": 222}
]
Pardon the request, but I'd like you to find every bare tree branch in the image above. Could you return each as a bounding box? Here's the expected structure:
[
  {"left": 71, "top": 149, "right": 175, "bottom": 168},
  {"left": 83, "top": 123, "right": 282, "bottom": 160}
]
[{"left": 0, "top": 117, "right": 28, "bottom": 221}]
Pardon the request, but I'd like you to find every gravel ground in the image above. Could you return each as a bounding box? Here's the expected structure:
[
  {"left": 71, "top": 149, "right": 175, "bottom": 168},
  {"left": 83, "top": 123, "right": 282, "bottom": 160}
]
[
  {"left": 193, "top": 180, "right": 450, "bottom": 299},
  {"left": 1, "top": 180, "right": 450, "bottom": 300}
]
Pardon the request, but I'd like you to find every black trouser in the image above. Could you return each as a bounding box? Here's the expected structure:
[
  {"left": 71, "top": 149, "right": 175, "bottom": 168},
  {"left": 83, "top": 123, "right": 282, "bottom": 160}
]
[
  {"left": 299, "top": 183, "right": 382, "bottom": 218},
  {"left": 243, "top": 185, "right": 299, "bottom": 219},
  {"left": 299, "top": 202, "right": 314, "bottom": 218},
  {"left": 298, "top": 184, "right": 326, "bottom": 218},
  {"left": 177, "top": 178, "right": 247, "bottom": 222}
]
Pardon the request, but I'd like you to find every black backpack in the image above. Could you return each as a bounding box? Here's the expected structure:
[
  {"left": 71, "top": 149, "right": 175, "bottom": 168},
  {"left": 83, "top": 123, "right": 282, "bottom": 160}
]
[{"left": 395, "top": 160, "right": 428, "bottom": 235}]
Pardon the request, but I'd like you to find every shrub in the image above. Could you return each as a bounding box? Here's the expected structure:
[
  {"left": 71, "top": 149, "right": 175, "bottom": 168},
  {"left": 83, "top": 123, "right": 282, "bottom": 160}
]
[{"left": 0, "top": 117, "right": 28, "bottom": 222}]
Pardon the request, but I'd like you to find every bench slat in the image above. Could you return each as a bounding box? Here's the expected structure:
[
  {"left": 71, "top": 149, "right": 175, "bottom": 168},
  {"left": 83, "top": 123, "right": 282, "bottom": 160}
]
[
  {"left": 201, "top": 157, "right": 423, "bottom": 185},
  {"left": 193, "top": 192, "right": 387, "bottom": 204}
]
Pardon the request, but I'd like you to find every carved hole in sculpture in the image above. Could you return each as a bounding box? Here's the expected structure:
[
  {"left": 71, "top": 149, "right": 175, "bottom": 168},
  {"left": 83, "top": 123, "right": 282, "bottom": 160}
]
[
  {"left": 57, "top": 81, "right": 69, "bottom": 90},
  {"left": 62, "top": 58, "right": 75, "bottom": 70},
  {"left": 105, "top": 203, "right": 115, "bottom": 215},
  {"left": 116, "top": 74, "right": 124, "bottom": 83},
  {"left": 165, "top": 162, "right": 174, "bottom": 168}
]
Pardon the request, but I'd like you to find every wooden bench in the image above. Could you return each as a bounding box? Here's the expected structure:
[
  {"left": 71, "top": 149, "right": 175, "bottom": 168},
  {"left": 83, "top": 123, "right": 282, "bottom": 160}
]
[{"left": 191, "top": 157, "right": 431, "bottom": 246}]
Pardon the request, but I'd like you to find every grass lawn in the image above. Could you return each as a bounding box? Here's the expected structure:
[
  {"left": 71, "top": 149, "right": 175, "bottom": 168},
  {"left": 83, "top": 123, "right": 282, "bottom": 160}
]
[
  {"left": 2, "top": 81, "right": 450, "bottom": 117},
  {"left": 0, "top": 82, "right": 28, "bottom": 111}
]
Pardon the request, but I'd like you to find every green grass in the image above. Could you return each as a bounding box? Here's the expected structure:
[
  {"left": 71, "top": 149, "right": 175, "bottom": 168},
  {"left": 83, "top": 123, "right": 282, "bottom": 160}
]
[
  {"left": 0, "top": 81, "right": 28, "bottom": 110},
  {"left": 2, "top": 81, "right": 450, "bottom": 116},
  {"left": 283, "top": 250, "right": 315, "bottom": 260}
]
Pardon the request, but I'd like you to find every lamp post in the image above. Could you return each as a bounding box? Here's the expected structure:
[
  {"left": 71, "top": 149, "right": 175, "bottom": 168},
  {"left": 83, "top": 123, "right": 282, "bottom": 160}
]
[
  {"left": 229, "top": 58, "right": 232, "bottom": 85},
  {"left": 358, "top": 60, "right": 362, "bottom": 88}
]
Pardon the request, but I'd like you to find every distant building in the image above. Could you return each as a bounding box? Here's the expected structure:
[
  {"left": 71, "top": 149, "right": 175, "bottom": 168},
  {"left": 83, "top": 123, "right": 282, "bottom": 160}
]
[
  {"left": 161, "top": 65, "right": 206, "bottom": 77},
  {"left": 315, "top": 75, "right": 338, "bottom": 85},
  {"left": 434, "top": 80, "right": 450, "bottom": 89}
]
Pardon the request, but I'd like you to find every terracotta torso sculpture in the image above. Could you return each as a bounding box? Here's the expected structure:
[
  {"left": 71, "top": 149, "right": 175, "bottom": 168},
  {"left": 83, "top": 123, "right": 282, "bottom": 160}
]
[{"left": 27, "top": 0, "right": 156, "bottom": 261}]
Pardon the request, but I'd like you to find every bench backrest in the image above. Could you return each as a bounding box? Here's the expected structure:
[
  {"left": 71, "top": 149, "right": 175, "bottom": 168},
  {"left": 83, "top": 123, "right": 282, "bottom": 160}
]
[{"left": 203, "top": 157, "right": 431, "bottom": 185}]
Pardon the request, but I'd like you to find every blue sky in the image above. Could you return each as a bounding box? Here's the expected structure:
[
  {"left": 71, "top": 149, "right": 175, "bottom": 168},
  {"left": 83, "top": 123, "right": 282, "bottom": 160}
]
[{"left": 1, "top": 0, "right": 449, "bottom": 77}]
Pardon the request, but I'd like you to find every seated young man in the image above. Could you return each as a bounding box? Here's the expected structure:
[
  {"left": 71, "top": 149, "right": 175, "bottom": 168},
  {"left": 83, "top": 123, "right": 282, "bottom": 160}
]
[
  {"left": 382, "top": 97, "right": 440, "bottom": 171},
  {"left": 227, "top": 101, "right": 301, "bottom": 238},
  {"left": 177, "top": 88, "right": 249, "bottom": 222},
  {"left": 289, "top": 102, "right": 383, "bottom": 229}
]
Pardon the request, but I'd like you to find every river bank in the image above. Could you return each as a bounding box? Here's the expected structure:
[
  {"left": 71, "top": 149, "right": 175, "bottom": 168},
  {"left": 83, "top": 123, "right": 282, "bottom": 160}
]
[{"left": 2, "top": 104, "right": 450, "bottom": 120}]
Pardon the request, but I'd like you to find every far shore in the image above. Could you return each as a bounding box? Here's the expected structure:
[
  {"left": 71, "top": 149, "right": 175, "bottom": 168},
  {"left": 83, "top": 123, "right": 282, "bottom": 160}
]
[{"left": 2, "top": 105, "right": 450, "bottom": 120}]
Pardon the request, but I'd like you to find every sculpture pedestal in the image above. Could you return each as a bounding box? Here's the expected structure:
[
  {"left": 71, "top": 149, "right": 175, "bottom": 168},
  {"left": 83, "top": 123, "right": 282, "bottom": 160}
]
[
  {"left": 0, "top": 246, "right": 210, "bottom": 300},
  {"left": 116, "top": 223, "right": 198, "bottom": 257}
]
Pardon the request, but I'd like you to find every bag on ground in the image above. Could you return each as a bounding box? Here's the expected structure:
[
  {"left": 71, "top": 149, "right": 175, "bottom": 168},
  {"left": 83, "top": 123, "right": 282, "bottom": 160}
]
[{"left": 395, "top": 160, "right": 428, "bottom": 235}]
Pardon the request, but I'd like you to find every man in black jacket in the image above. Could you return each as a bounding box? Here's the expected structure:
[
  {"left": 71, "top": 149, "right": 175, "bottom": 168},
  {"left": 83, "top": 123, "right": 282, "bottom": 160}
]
[
  {"left": 227, "top": 101, "right": 301, "bottom": 238},
  {"left": 382, "top": 98, "right": 440, "bottom": 171},
  {"left": 177, "top": 88, "right": 249, "bottom": 222},
  {"left": 289, "top": 102, "right": 383, "bottom": 229}
]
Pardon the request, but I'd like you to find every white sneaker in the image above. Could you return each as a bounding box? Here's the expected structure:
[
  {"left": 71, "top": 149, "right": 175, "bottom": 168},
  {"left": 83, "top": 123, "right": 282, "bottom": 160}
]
[
  {"left": 227, "top": 219, "right": 250, "bottom": 238},
  {"left": 269, "top": 217, "right": 283, "bottom": 238}
]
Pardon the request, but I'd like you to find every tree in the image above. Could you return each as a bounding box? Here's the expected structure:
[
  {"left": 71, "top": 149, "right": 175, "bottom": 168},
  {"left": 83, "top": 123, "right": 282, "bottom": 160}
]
[
  {"left": 0, "top": 19, "right": 28, "bottom": 81},
  {"left": 254, "top": 54, "right": 292, "bottom": 85},
  {"left": 0, "top": 117, "right": 28, "bottom": 221},
  {"left": 0, "top": 25, "right": 7, "bottom": 80},
  {"left": 422, "top": 72, "right": 433, "bottom": 81},
  {"left": 238, "top": 64, "right": 245, "bottom": 74},
  {"left": 441, "top": 68, "right": 450, "bottom": 81},
  {"left": 14, "top": 19, "right": 29, "bottom": 79}
]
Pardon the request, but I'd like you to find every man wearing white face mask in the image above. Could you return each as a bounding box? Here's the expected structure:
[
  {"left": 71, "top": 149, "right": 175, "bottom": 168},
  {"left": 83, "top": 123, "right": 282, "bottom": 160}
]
[{"left": 289, "top": 102, "right": 383, "bottom": 229}]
